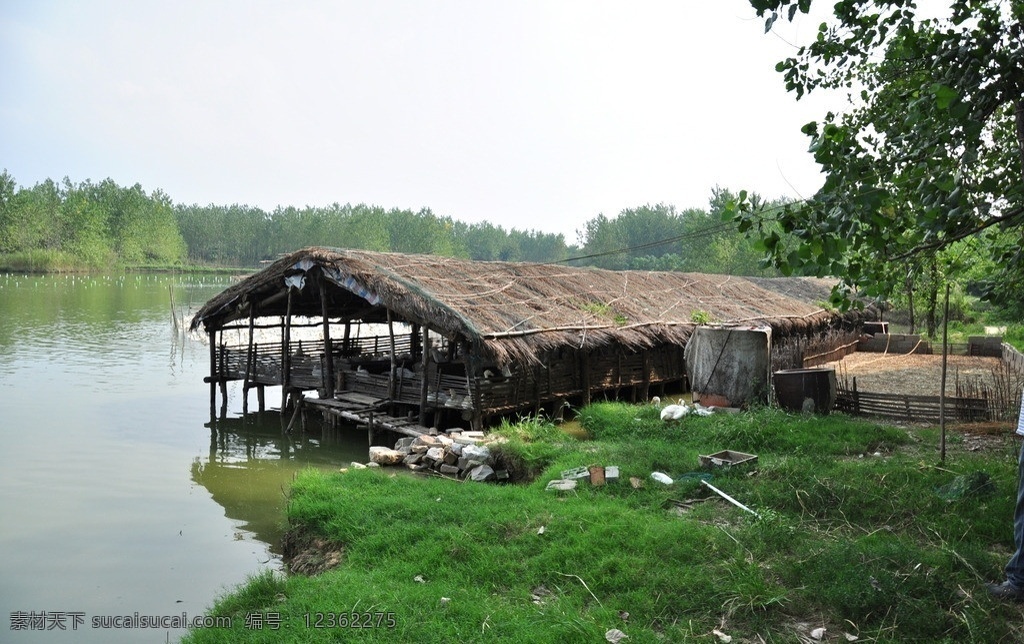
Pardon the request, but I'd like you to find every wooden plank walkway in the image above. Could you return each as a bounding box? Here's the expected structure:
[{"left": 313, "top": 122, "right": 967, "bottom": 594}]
[{"left": 304, "top": 394, "right": 433, "bottom": 439}]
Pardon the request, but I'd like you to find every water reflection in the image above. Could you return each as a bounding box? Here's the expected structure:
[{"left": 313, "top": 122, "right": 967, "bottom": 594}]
[
  {"left": 192, "top": 412, "right": 368, "bottom": 555},
  {"left": 0, "top": 273, "right": 376, "bottom": 644}
]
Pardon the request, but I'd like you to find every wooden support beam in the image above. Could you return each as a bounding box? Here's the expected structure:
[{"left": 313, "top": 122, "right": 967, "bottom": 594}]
[
  {"left": 533, "top": 364, "right": 541, "bottom": 417},
  {"left": 419, "top": 327, "right": 430, "bottom": 426},
  {"left": 641, "top": 350, "right": 651, "bottom": 401},
  {"left": 581, "top": 351, "right": 591, "bottom": 407},
  {"left": 242, "top": 309, "right": 255, "bottom": 415},
  {"left": 281, "top": 289, "right": 294, "bottom": 413},
  {"left": 208, "top": 329, "right": 217, "bottom": 418},
  {"left": 387, "top": 310, "right": 397, "bottom": 415},
  {"left": 319, "top": 275, "right": 335, "bottom": 398},
  {"left": 217, "top": 342, "right": 228, "bottom": 416}
]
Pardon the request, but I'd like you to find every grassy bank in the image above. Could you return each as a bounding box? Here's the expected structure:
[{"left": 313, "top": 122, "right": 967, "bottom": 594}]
[
  {"left": 0, "top": 249, "right": 249, "bottom": 275},
  {"left": 184, "top": 406, "right": 1024, "bottom": 642}
]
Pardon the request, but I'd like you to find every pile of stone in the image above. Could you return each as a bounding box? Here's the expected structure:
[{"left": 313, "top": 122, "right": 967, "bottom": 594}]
[{"left": 367, "top": 431, "right": 510, "bottom": 483}]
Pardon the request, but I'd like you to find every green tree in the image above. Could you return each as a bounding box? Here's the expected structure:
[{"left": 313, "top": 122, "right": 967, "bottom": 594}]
[
  {"left": 736, "top": 0, "right": 1024, "bottom": 309},
  {"left": 61, "top": 179, "right": 112, "bottom": 265},
  {"left": 339, "top": 204, "right": 390, "bottom": 252}
]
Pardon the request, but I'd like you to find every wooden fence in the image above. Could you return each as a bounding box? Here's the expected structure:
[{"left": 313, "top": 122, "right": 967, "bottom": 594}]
[
  {"left": 1005, "top": 342, "right": 1024, "bottom": 373},
  {"left": 830, "top": 337, "right": 1023, "bottom": 424},
  {"left": 835, "top": 378, "right": 990, "bottom": 423}
]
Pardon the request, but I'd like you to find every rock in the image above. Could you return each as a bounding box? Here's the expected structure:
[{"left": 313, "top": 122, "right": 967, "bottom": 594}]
[
  {"left": 462, "top": 444, "right": 491, "bottom": 462},
  {"left": 412, "top": 435, "right": 439, "bottom": 453},
  {"left": 439, "top": 464, "right": 460, "bottom": 476},
  {"left": 425, "top": 447, "right": 445, "bottom": 462},
  {"left": 369, "top": 446, "right": 404, "bottom": 466},
  {"left": 469, "top": 464, "right": 495, "bottom": 482},
  {"left": 394, "top": 437, "right": 415, "bottom": 453},
  {"left": 403, "top": 452, "right": 423, "bottom": 466},
  {"left": 605, "top": 466, "right": 620, "bottom": 482},
  {"left": 448, "top": 442, "right": 464, "bottom": 456},
  {"left": 545, "top": 479, "right": 577, "bottom": 491},
  {"left": 606, "top": 629, "right": 629, "bottom": 643},
  {"left": 453, "top": 435, "right": 481, "bottom": 445},
  {"left": 350, "top": 462, "right": 367, "bottom": 469},
  {"left": 561, "top": 466, "right": 590, "bottom": 480},
  {"left": 442, "top": 450, "right": 459, "bottom": 466}
]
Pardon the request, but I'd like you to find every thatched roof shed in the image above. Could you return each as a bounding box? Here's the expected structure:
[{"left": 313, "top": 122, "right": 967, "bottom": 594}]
[{"left": 191, "top": 247, "right": 856, "bottom": 367}]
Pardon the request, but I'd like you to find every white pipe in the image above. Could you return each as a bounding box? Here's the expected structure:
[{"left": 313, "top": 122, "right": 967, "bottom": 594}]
[{"left": 700, "top": 480, "right": 760, "bottom": 518}]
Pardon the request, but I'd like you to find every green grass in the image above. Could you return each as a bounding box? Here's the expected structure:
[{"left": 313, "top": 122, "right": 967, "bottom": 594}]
[
  {"left": 0, "top": 249, "right": 86, "bottom": 272},
  {"left": 1004, "top": 325, "right": 1024, "bottom": 352},
  {"left": 184, "top": 406, "right": 1024, "bottom": 643}
]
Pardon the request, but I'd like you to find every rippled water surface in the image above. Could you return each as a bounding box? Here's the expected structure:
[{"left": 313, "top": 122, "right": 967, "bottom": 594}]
[{"left": 0, "top": 274, "right": 367, "bottom": 643}]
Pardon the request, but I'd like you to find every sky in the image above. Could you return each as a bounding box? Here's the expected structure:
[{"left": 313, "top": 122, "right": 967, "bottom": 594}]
[{"left": 0, "top": 0, "right": 847, "bottom": 243}]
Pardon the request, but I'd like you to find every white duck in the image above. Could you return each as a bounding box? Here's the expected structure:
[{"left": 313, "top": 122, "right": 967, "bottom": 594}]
[{"left": 660, "top": 399, "right": 690, "bottom": 422}]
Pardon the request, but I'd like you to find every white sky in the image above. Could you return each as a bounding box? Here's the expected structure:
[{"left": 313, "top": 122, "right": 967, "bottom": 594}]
[{"left": 0, "top": 1, "right": 846, "bottom": 243}]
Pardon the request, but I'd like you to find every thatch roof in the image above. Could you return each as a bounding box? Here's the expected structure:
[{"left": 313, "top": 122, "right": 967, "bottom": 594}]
[{"left": 191, "top": 247, "right": 864, "bottom": 365}]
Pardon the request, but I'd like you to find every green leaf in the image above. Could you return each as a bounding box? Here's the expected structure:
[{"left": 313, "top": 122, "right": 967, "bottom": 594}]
[{"left": 930, "top": 83, "right": 958, "bottom": 110}]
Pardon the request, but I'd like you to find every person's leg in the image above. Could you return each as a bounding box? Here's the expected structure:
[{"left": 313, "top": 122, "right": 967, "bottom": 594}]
[
  {"left": 989, "top": 439, "right": 1024, "bottom": 600},
  {"left": 1005, "top": 439, "right": 1024, "bottom": 586}
]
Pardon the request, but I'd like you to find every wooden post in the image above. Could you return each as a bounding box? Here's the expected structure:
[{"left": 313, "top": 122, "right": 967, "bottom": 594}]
[
  {"left": 243, "top": 308, "right": 255, "bottom": 415},
  {"left": 218, "top": 342, "right": 228, "bottom": 418},
  {"left": 419, "top": 328, "right": 430, "bottom": 426},
  {"left": 320, "top": 275, "right": 335, "bottom": 398},
  {"left": 411, "top": 323, "right": 421, "bottom": 361},
  {"left": 581, "top": 351, "right": 592, "bottom": 407},
  {"left": 641, "top": 350, "right": 651, "bottom": 401},
  {"left": 615, "top": 350, "right": 621, "bottom": 398},
  {"left": 343, "top": 320, "right": 352, "bottom": 355},
  {"left": 466, "top": 350, "right": 481, "bottom": 431},
  {"left": 208, "top": 329, "right": 217, "bottom": 418},
  {"left": 533, "top": 364, "right": 542, "bottom": 417},
  {"left": 257, "top": 384, "right": 265, "bottom": 412},
  {"left": 940, "top": 283, "right": 950, "bottom": 462},
  {"left": 282, "top": 288, "right": 294, "bottom": 413},
  {"left": 387, "top": 310, "right": 397, "bottom": 412}
]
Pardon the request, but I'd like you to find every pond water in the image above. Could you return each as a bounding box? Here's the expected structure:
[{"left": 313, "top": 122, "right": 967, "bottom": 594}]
[{"left": 0, "top": 273, "right": 368, "bottom": 643}]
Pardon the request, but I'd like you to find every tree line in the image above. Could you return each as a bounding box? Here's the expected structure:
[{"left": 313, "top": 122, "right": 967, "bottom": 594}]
[
  {"left": 2, "top": 168, "right": 1015, "bottom": 324},
  {"left": 0, "top": 170, "right": 781, "bottom": 277}
]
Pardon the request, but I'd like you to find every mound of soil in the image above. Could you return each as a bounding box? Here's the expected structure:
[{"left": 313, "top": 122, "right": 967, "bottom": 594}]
[{"left": 282, "top": 526, "right": 344, "bottom": 575}]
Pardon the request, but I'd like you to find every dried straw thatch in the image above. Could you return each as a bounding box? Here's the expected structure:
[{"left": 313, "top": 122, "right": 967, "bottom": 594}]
[{"left": 191, "top": 247, "right": 865, "bottom": 365}]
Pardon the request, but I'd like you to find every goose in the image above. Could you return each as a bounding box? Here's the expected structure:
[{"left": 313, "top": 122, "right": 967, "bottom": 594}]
[
  {"left": 691, "top": 403, "right": 715, "bottom": 417},
  {"left": 660, "top": 400, "right": 690, "bottom": 422}
]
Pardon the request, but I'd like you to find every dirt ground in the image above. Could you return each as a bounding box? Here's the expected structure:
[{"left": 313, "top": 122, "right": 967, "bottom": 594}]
[
  {"left": 824, "top": 351, "right": 1024, "bottom": 448},
  {"left": 827, "top": 352, "right": 1011, "bottom": 397}
]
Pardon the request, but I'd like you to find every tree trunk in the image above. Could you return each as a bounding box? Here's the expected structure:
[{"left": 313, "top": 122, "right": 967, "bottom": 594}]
[
  {"left": 925, "top": 259, "right": 939, "bottom": 338},
  {"left": 1015, "top": 98, "right": 1024, "bottom": 184},
  {"left": 906, "top": 268, "right": 916, "bottom": 334}
]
